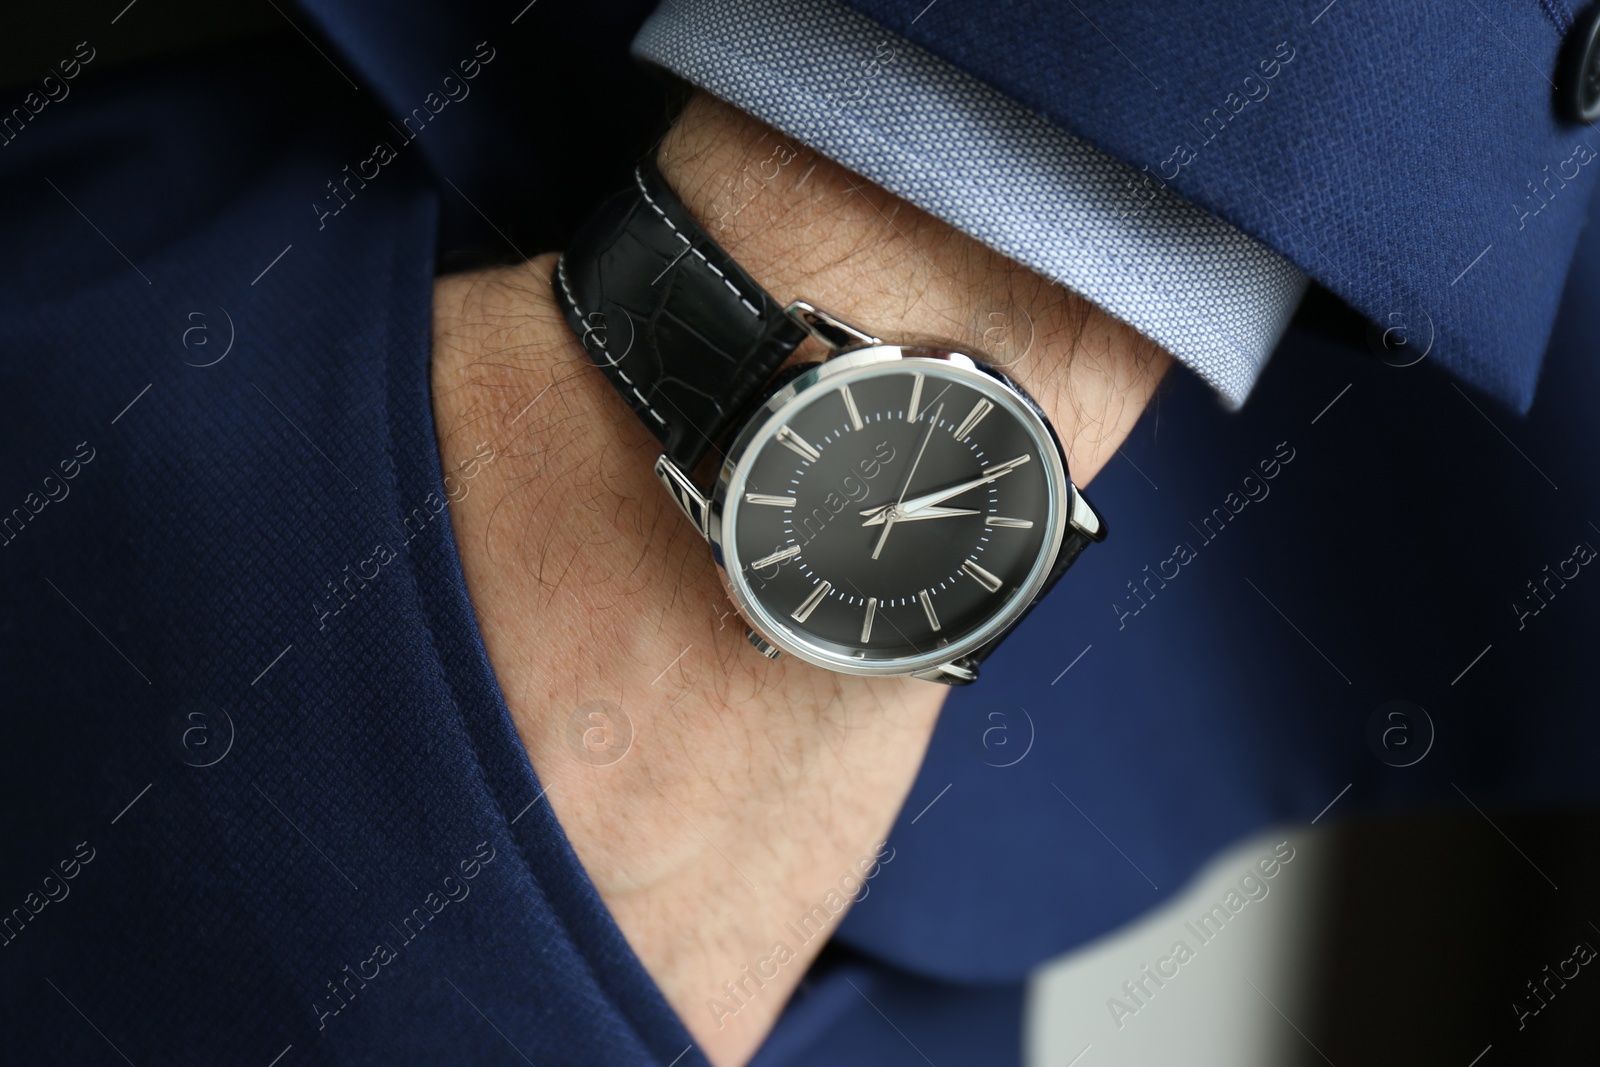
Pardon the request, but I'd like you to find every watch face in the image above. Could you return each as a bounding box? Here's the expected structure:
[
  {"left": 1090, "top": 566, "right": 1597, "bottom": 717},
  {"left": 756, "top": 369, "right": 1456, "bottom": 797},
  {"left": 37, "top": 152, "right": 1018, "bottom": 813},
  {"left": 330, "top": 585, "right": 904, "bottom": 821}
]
[{"left": 714, "top": 347, "right": 1070, "bottom": 675}]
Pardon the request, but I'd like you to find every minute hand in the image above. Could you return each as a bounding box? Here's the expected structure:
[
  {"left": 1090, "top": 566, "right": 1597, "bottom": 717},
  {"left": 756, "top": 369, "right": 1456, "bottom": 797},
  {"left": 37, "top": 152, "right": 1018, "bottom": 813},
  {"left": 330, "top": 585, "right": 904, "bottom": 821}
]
[
  {"left": 868, "top": 456, "right": 1031, "bottom": 519},
  {"left": 859, "top": 505, "right": 979, "bottom": 528}
]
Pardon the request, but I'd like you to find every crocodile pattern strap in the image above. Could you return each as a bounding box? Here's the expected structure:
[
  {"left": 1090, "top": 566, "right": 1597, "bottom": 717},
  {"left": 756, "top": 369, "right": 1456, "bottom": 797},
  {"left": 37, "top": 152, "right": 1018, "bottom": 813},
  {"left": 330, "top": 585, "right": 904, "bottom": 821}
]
[{"left": 553, "top": 158, "right": 810, "bottom": 469}]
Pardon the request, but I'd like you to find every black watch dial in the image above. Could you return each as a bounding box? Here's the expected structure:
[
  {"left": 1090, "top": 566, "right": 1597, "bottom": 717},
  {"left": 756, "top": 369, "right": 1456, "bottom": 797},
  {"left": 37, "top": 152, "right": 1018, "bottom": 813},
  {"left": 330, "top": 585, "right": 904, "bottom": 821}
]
[{"left": 722, "top": 353, "right": 1065, "bottom": 670}]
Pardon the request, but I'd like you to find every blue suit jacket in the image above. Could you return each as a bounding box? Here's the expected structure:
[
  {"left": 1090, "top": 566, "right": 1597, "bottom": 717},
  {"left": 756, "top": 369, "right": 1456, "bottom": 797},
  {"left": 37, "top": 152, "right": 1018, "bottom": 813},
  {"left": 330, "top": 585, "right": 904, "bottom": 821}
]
[
  {"left": 843, "top": 0, "right": 1591, "bottom": 412},
  {"left": 2, "top": 2, "right": 1594, "bottom": 1065}
]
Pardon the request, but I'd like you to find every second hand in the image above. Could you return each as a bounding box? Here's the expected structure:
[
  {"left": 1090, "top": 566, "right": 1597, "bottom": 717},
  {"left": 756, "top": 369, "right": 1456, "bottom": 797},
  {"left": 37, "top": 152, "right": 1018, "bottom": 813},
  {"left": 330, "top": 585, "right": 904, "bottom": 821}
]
[{"left": 871, "top": 402, "right": 942, "bottom": 561}]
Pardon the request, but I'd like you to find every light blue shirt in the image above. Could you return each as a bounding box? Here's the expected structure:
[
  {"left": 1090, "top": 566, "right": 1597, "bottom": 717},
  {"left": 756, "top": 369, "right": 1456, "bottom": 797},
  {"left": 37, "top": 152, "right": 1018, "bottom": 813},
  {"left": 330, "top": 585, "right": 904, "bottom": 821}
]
[{"left": 634, "top": 0, "right": 1308, "bottom": 407}]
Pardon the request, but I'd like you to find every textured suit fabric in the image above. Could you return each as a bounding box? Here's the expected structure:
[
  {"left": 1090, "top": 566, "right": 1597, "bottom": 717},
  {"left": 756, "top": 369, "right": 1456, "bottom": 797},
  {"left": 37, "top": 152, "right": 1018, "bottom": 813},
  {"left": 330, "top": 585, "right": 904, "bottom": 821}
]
[
  {"left": 0, "top": 35, "right": 697, "bottom": 1067},
  {"left": 754, "top": 166, "right": 1600, "bottom": 1065},
  {"left": 831, "top": 0, "right": 1596, "bottom": 413},
  {"left": 2, "top": 1, "right": 1597, "bottom": 1066}
]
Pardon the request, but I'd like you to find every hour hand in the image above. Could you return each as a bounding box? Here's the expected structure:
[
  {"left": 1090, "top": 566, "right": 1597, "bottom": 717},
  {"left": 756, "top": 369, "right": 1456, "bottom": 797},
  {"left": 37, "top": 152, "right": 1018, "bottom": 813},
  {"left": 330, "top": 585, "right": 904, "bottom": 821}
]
[{"left": 861, "top": 505, "right": 979, "bottom": 527}]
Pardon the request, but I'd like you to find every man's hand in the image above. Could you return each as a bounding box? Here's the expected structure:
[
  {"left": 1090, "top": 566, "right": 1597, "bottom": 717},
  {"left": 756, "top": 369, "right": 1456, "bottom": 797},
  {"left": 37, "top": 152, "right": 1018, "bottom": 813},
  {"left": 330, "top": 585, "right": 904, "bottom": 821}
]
[{"left": 429, "top": 92, "right": 1169, "bottom": 1066}]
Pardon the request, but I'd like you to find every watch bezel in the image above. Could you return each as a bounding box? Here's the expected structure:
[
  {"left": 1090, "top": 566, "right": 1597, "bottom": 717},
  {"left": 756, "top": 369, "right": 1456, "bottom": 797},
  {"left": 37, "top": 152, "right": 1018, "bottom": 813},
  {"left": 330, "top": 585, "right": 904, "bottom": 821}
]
[{"left": 709, "top": 344, "right": 1074, "bottom": 677}]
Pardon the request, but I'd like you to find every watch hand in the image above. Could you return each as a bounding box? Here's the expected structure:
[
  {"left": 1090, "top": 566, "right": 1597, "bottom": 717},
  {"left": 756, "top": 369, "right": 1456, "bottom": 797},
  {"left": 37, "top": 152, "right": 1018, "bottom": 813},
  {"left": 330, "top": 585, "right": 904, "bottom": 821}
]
[
  {"left": 871, "top": 403, "right": 943, "bottom": 561},
  {"left": 860, "top": 506, "right": 980, "bottom": 527},
  {"left": 860, "top": 404, "right": 945, "bottom": 523},
  {"left": 869, "top": 510, "right": 896, "bottom": 560},
  {"left": 871, "top": 455, "right": 1031, "bottom": 519},
  {"left": 893, "top": 403, "right": 943, "bottom": 507}
]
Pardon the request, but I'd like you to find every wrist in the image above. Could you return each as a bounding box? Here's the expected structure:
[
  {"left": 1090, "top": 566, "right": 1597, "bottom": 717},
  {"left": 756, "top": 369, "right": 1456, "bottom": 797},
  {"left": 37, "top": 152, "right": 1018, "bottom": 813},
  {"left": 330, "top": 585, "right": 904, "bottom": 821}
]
[
  {"left": 432, "top": 251, "right": 943, "bottom": 1064},
  {"left": 429, "top": 90, "right": 1169, "bottom": 1067},
  {"left": 655, "top": 92, "right": 1170, "bottom": 487}
]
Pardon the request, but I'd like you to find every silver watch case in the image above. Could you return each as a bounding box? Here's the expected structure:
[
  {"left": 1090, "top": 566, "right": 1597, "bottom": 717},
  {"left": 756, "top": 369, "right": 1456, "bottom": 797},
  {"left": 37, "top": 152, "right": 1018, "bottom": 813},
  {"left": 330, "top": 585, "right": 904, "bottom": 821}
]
[{"left": 653, "top": 302, "right": 1099, "bottom": 682}]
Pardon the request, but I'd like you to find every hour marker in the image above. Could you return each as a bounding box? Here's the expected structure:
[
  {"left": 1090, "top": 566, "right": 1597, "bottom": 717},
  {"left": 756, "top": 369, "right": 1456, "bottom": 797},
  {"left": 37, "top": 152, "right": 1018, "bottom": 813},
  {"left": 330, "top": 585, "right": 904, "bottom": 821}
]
[
  {"left": 840, "top": 385, "right": 864, "bottom": 431},
  {"left": 776, "top": 426, "right": 821, "bottom": 463},
  {"left": 745, "top": 493, "right": 796, "bottom": 507},
  {"left": 962, "top": 559, "right": 1003, "bottom": 592},
  {"left": 907, "top": 374, "right": 924, "bottom": 422},
  {"left": 918, "top": 589, "right": 941, "bottom": 631},
  {"left": 792, "top": 580, "right": 832, "bottom": 623},
  {"left": 985, "top": 516, "right": 1034, "bottom": 529},
  {"left": 952, "top": 398, "right": 994, "bottom": 440},
  {"left": 751, "top": 544, "right": 801, "bottom": 570},
  {"left": 982, "top": 454, "right": 1032, "bottom": 477},
  {"left": 861, "top": 596, "right": 878, "bottom": 642}
]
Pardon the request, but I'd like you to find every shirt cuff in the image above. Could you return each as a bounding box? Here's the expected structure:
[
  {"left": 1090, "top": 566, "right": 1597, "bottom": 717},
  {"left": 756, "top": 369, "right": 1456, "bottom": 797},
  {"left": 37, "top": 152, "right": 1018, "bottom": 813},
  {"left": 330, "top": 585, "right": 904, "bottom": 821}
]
[{"left": 632, "top": 0, "right": 1308, "bottom": 408}]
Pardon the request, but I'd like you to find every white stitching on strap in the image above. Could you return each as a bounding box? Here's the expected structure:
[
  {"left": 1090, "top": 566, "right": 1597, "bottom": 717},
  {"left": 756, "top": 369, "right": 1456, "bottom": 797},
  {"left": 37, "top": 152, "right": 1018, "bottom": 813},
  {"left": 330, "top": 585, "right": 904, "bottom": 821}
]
[
  {"left": 636, "top": 165, "right": 762, "bottom": 318},
  {"left": 557, "top": 258, "right": 668, "bottom": 427}
]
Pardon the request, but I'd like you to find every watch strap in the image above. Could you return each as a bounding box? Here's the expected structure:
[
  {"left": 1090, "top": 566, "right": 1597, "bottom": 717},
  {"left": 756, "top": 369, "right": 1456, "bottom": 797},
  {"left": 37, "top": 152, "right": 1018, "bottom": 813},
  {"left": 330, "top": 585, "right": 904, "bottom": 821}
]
[{"left": 553, "top": 158, "right": 810, "bottom": 469}]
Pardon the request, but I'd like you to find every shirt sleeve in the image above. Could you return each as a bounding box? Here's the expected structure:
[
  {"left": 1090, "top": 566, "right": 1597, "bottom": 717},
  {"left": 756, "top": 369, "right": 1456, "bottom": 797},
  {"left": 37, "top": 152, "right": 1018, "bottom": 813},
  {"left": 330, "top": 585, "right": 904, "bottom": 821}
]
[{"left": 632, "top": 0, "right": 1308, "bottom": 408}]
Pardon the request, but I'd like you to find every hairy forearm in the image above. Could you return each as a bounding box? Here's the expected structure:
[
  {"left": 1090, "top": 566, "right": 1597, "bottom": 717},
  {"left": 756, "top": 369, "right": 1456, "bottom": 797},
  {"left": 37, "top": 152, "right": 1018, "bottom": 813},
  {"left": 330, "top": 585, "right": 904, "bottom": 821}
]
[
  {"left": 657, "top": 95, "right": 1168, "bottom": 476},
  {"left": 429, "top": 92, "right": 1168, "bottom": 1066}
]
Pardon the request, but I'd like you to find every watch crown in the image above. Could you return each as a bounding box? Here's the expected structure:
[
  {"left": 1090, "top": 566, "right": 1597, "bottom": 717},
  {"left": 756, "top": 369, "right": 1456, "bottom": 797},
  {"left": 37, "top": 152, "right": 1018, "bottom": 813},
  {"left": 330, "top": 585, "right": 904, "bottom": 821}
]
[{"left": 745, "top": 627, "right": 784, "bottom": 660}]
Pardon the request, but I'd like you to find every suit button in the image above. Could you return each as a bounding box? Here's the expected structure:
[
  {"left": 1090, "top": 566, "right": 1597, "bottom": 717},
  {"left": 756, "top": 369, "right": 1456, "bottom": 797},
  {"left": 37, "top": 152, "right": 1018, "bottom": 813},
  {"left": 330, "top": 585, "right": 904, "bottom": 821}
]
[{"left": 1563, "top": 4, "right": 1600, "bottom": 121}]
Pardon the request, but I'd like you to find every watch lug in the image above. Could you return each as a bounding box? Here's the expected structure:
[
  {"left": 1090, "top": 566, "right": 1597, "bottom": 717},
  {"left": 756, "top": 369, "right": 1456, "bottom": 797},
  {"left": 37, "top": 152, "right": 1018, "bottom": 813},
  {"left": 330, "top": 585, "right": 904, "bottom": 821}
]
[
  {"left": 654, "top": 454, "right": 711, "bottom": 539},
  {"left": 911, "top": 657, "right": 979, "bottom": 686},
  {"left": 1068, "top": 484, "right": 1107, "bottom": 542},
  {"left": 784, "top": 300, "right": 881, "bottom": 350}
]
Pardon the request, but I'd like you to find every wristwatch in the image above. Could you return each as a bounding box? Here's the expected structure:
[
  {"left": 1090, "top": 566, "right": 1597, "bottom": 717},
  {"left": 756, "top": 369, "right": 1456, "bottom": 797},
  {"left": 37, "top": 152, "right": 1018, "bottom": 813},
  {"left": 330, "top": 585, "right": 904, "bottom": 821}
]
[{"left": 553, "top": 158, "right": 1105, "bottom": 685}]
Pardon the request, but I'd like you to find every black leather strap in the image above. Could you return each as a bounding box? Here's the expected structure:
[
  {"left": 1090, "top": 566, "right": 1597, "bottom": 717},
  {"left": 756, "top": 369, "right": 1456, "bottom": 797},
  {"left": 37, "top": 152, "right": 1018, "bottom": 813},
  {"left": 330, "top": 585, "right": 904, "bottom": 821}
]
[{"left": 553, "top": 158, "right": 810, "bottom": 469}]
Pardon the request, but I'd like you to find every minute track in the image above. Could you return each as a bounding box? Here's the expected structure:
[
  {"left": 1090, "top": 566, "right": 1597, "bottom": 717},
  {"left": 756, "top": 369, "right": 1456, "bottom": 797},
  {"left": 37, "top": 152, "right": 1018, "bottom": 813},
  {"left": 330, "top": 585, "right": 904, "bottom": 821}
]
[{"left": 735, "top": 360, "right": 1061, "bottom": 670}]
